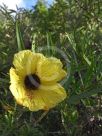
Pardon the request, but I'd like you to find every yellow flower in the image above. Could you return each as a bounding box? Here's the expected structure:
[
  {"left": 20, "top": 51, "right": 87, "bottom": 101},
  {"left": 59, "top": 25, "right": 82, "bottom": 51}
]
[{"left": 9, "top": 50, "right": 67, "bottom": 111}]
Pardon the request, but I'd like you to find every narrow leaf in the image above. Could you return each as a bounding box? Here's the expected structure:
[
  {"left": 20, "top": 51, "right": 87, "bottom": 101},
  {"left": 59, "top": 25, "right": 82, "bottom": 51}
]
[
  {"left": 16, "top": 21, "right": 25, "bottom": 51},
  {"left": 68, "top": 87, "right": 102, "bottom": 104}
]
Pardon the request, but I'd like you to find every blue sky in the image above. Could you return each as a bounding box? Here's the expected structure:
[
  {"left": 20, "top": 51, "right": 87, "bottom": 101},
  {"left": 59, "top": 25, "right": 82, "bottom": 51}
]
[
  {"left": 24, "top": 0, "right": 38, "bottom": 9},
  {"left": 24, "top": 0, "right": 54, "bottom": 9},
  {"left": 0, "top": 0, "right": 54, "bottom": 10}
]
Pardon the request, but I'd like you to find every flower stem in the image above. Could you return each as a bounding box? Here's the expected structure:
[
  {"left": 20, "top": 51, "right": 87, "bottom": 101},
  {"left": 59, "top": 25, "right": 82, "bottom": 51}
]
[{"left": 34, "top": 110, "right": 49, "bottom": 125}]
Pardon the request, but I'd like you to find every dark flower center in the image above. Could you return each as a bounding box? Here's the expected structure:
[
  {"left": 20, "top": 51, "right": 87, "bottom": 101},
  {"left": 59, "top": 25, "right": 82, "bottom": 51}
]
[{"left": 24, "top": 74, "right": 40, "bottom": 90}]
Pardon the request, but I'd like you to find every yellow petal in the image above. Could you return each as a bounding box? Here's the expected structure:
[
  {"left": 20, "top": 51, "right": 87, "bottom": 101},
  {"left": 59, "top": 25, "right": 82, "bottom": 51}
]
[
  {"left": 10, "top": 68, "right": 20, "bottom": 84},
  {"left": 15, "top": 90, "right": 46, "bottom": 111},
  {"left": 22, "top": 84, "right": 67, "bottom": 111},
  {"left": 22, "top": 92, "right": 45, "bottom": 111},
  {"left": 13, "top": 50, "right": 44, "bottom": 77},
  {"left": 37, "top": 57, "right": 67, "bottom": 84},
  {"left": 10, "top": 84, "right": 26, "bottom": 100},
  {"left": 10, "top": 83, "right": 67, "bottom": 111},
  {"left": 9, "top": 68, "right": 26, "bottom": 99},
  {"left": 38, "top": 84, "right": 67, "bottom": 110}
]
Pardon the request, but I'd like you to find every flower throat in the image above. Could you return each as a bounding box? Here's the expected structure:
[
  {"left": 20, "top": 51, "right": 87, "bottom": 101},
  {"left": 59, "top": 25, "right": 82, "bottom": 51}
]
[{"left": 24, "top": 74, "right": 40, "bottom": 90}]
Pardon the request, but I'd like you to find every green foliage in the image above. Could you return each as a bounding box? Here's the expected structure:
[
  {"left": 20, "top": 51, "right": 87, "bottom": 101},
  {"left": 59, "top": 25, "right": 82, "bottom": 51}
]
[
  {"left": 16, "top": 21, "right": 25, "bottom": 51},
  {"left": 0, "top": 0, "right": 102, "bottom": 135}
]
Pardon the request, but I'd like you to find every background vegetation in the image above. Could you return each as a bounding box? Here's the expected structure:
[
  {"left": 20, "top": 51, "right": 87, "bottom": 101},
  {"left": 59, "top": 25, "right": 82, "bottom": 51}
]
[{"left": 0, "top": 0, "right": 102, "bottom": 135}]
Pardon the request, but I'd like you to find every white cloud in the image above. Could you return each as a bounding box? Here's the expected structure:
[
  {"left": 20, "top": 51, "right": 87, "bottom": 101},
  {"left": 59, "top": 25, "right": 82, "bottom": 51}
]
[{"left": 0, "top": 0, "right": 25, "bottom": 9}]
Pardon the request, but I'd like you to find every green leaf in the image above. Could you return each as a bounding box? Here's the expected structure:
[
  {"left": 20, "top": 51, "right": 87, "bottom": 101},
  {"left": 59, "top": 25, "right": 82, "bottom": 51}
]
[
  {"left": 83, "top": 54, "right": 91, "bottom": 66},
  {"left": 16, "top": 21, "right": 25, "bottom": 51},
  {"left": 46, "top": 32, "right": 55, "bottom": 56},
  {"left": 68, "top": 87, "right": 102, "bottom": 104},
  {"left": 31, "top": 34, "right": 36, "bottom": 52},
  {"left": 46, "top": 32, "right": 51, "bottom": 56}
]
